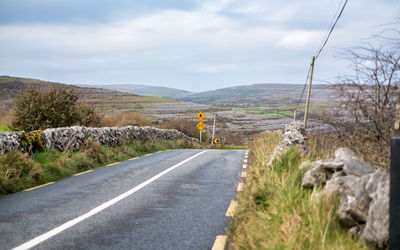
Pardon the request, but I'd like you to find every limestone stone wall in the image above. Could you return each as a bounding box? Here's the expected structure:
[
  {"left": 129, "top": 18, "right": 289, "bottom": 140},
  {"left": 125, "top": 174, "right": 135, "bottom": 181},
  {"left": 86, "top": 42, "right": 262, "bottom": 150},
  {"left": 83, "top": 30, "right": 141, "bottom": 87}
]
[{"left": 0, "top": 126, "right": 199, "bottom": 154}]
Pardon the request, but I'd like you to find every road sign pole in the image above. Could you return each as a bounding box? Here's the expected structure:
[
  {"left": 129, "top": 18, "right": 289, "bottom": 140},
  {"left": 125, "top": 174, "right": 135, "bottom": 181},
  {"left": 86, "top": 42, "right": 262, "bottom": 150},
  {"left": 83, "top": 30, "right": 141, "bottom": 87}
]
[
  {"left": 390, "top": 137, "right": 400, "bottom": 249},
  {"left": 200, "top": 131, "right": 202, "bottom": 144},
  {"left": 211, "top": 114, "right": 216, "bottom": 145}
]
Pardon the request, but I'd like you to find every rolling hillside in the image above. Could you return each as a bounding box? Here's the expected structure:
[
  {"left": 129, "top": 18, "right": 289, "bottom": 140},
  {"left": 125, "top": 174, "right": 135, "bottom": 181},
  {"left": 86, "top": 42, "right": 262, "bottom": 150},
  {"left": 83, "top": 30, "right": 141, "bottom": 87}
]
[
  {"left": 178, "top": 83, "right": 335, "bottom": 107},
  {"left": 0, "top": 76, "right": 178, "bottom": 114},
  {"left": 78, "top": 84, "right": 192, "bottom": 99},
  {"left": 87, "top": 82, "right": 335, "bottom": 107}
]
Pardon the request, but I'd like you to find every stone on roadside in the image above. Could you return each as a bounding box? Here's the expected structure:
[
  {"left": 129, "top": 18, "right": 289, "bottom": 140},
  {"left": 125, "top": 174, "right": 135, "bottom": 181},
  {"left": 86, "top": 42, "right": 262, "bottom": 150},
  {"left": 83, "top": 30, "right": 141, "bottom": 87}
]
[
  {"left": 361, "top": 169, "right": 389, "bottom": 249},
  {"left": 336, "top": 175, "right": 371, "bottom": 227},
  {"left": 335, "top": 147, "right": 359, "bottom": 161},
  {"left": 343, "top": 159, "right": 374, "bottom": 177}
]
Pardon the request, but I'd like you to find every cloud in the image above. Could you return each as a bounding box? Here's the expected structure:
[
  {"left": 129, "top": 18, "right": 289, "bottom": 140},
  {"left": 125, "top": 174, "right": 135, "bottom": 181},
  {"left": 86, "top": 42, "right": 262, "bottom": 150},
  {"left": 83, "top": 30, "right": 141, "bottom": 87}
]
[
  {"left": 276, "top": 30, "right": 324, "bottom": 49},
  {"left": 0, "top": 0, "right": 399, "bottom": 92},
  {"left": 190, "top": 64, "right": 239, "bottom": 73}
]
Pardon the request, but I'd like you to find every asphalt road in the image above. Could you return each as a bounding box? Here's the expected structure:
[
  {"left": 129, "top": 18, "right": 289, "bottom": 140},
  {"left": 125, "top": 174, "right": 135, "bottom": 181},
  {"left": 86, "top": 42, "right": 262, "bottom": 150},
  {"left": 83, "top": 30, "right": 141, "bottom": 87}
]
[{"left": 0, "top": 149, "right": 246, "bottom": 250}]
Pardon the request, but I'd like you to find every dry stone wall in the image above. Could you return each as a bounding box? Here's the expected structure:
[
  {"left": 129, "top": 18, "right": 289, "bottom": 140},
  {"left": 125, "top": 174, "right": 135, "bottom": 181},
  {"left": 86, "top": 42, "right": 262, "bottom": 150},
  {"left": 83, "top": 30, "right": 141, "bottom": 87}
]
[{"left": 0, "top": 126, "right": 199, "bottom": 154}]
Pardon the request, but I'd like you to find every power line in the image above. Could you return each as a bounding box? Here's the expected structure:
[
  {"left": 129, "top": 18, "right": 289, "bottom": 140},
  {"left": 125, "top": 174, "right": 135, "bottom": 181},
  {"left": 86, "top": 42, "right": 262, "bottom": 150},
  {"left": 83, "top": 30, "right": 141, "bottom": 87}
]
[
  {"left": 314, "top": 0, "right": 349, "bottom": 59},
  {"left": 294, "top": 64, "right": 311, "bottom": 111},
  {"left": 294, "top": 0, "right": 349, "bottom": 116}
]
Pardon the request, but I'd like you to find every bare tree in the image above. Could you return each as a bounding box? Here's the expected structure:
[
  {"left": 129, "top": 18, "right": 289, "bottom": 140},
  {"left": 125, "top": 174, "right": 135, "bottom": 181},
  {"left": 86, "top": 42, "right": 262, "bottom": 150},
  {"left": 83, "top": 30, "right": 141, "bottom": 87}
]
[{"left": 322, "top": 31, "right": 400, "bottom": 168}]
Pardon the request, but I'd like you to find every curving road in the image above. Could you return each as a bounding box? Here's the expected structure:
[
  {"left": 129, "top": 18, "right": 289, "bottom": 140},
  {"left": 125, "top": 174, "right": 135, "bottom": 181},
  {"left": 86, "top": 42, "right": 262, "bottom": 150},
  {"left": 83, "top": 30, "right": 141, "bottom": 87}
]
[{"left": 0, "top": 149, "right": 246, "bottom": 250}]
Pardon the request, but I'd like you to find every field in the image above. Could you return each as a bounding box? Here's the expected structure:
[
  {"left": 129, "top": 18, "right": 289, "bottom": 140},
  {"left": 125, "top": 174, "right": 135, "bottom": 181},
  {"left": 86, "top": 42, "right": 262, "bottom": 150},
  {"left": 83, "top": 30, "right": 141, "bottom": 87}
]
[{"left": 0, "top": 75, "right": 332, "bottom": 145}]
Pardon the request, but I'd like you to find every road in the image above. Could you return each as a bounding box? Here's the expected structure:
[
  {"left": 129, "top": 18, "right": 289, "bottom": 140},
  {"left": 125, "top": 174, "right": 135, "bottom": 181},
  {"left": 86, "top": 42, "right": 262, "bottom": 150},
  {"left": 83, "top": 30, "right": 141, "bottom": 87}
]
[{"left": 0, "top": 149, "right": 246, "bottom": 250}]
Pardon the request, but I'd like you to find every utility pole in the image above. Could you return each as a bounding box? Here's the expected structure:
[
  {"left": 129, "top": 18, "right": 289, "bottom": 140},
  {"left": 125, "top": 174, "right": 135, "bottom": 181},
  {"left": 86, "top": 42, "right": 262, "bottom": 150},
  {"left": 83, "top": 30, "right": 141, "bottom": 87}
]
[
  {"left": 293, "top": 109, "right": 296, "bottom": 121},
  {"left": 211, "top": 113, "right": 216, "bottom": 145},
  {"left": 304, "top": 56, "right": 316, "bottom": 129}
]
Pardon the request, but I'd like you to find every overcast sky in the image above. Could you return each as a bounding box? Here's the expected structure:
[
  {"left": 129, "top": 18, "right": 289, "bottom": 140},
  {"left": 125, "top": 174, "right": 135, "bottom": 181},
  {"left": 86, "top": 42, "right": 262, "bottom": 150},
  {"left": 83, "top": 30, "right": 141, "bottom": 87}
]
[{"left": 0, "top": 0, "right": 398, "bottom": 92}]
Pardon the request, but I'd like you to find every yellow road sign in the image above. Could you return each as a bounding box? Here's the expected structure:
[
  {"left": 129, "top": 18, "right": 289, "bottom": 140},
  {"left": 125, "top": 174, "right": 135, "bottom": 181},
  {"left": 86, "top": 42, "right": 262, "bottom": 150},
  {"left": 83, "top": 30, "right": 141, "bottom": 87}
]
[
  {"left": 196, "top": 121, "right": 206, "bottom": 131},
  {"left": 213, "top": 138, "right": 219, "bottom": 144},
  {"left": 197, "top": 112, "right": 205, "bottom": 120}
]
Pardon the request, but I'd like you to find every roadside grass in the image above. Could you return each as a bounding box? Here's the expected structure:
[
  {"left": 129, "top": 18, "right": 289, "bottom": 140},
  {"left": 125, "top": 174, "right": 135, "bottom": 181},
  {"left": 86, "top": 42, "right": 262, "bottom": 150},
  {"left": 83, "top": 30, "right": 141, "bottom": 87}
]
[
  {"left": 228, "top": 131, "right": 370, "bottom": 249},
  {"left": 0, "top": 138, "right": 197, "bottom": 196},
  {"left": 0, "top": 124, "right": 10, "bottom": 132}
]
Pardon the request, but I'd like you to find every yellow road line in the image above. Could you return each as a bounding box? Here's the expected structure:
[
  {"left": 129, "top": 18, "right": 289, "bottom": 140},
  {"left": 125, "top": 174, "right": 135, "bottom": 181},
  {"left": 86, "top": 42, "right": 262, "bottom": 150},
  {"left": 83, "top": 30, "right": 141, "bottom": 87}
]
[
  {"left": 237, "top": 182, "right": 244, "bottom": 192},
  {"left": 106, "top": 162, "right": 119, "bottom": 167},
  {"left": 226, "top": 200, "right": 238, "bottom": 217},
  {"left": 212, "top": 235, "right": 228, "bottom": 250},
  {"left": 24, "top": 182, "right": 54, "bottom": 192},
  {"left": 129, "top": 157, "right": 138, "bottom": 160},
  {"left": 145, "top": 153, "right": 152, "bottom": 156},
  {"left": 241, "top": 171, "right": 247, "bottom": 178},
  {"left": 242, "top": 164, "right": 247, "bottom": 169},
  {"left": 73, "top": 170, "right": 93, "bottom": 176},
  {"left": 243, "top": 159, "right": 248, "bottom": 164}
]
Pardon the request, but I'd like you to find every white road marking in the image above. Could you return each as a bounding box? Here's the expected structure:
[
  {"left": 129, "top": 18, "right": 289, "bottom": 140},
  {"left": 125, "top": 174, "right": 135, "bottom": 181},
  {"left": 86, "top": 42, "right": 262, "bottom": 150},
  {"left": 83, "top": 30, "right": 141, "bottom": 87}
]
[
  {"left": 24, "top": 182, "right": 54, "bottom": 192},
  {"left": 73, "top": 170, "right": 93, "bottom": 176},
  {"left": 106, "top": 162, "right": 119, "bottom": 167},
  {"left": 212, "top": 235, "right": 228, "bottom": 250},
  {"left": 12, "top": 150, "right": 210, "bottom": 250}
]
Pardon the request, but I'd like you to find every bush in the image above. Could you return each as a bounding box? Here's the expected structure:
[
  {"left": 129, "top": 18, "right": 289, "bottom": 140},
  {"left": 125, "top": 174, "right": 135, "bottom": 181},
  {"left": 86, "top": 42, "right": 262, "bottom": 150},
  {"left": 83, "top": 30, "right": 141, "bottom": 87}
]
[
  {"left": 101, "top": 111, "right": 151, "bottom": 127},
  {"left": 159, "top": 118, "right": 201, "bottom": 139},
  {"left": 12, "top": 87, "right": 102, "bottom": 131}
]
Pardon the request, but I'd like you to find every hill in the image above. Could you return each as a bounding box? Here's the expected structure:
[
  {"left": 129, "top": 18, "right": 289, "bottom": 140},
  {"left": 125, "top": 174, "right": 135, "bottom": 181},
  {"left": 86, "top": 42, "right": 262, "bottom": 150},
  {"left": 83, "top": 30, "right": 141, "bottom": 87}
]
[
  {"left": 178, "top": 83, "right": 334, "bottom": 107},
  {"left": 0, "top": 76, "right": 178, "bottom": 114},
  {"left": 77, "top": 84, "right": 192, "bottom": 99}
]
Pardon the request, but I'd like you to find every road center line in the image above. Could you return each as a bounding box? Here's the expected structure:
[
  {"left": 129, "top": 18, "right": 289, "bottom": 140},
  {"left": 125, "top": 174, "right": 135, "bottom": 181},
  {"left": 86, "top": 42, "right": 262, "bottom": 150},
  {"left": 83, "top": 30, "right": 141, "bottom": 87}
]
[{"left": 12, "top": 150, "right": 209, "bottom": 250}]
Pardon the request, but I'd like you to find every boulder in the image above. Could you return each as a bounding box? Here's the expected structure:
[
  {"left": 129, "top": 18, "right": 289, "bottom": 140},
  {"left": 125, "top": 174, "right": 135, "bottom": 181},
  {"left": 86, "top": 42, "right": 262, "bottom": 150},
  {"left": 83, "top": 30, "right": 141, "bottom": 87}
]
[
  {"left": 302, "top": 165, "right": 327, "bottom": 188},
  {"left": 343, "top": 159, "right": 375, "bottom": 177},
  {"left": 335, "top": 175, "right": 371, "bottom": 227},
  {"left": 361, "top": 169, "right": 389, "bottom": 248},
  {"left": 301, "top": 160, "right": 343, "bottom": 188},
  {"left": 335, "top": 147, "right": 359, "bottom": 161}
]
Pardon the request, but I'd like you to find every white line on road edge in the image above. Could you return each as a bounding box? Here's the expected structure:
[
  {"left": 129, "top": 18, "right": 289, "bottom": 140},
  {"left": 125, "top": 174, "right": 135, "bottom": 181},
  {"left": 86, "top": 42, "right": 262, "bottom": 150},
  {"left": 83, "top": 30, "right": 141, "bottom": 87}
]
[
  {"left": 212, "top": 235, "right": 228, "bottom": 250},
  {"left": 24, "top": 182, "right": 54, "bottom": 192},
  {"left": 12, "top": 150, "right": 210, "bottom": 250},
  {"left": 73, "top": 170, "right": 93, "bottom": 176}
]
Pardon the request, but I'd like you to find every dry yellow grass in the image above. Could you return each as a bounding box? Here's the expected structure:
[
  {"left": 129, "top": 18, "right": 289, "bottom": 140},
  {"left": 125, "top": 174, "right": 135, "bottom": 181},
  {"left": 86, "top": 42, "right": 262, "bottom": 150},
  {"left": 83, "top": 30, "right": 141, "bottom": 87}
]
[
  {"left": 101, "top": 111, "right": 151, "bottom": 127},
  {"left": 227, "top": 131, "right": 371, "bottom": 250}
]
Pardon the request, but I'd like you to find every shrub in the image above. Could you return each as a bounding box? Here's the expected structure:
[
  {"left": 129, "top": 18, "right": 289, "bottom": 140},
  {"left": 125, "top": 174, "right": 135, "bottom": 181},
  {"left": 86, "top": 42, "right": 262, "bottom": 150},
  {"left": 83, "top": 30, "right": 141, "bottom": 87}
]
[
  {"left": 159, "top": 118, "right": 200, "bottom": 139},
  {"left": 0, "top": 151, "right": 37, "bottom": 194},
  {"left": 101, "top": 111, "right": 151, "bottom": 127},
  {"left": 12, "top": 87, "right": 102, "bottom": 131}
]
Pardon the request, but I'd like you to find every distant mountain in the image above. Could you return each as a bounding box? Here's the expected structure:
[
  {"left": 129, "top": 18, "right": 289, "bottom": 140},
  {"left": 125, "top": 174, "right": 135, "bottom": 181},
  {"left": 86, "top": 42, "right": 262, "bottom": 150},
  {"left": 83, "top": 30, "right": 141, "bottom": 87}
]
[
  {"left": 178, "top": 83, "right": 334, "bottom": 107},
  {"left": 77, "top": 84, "right": 192, "bottom": 99}
]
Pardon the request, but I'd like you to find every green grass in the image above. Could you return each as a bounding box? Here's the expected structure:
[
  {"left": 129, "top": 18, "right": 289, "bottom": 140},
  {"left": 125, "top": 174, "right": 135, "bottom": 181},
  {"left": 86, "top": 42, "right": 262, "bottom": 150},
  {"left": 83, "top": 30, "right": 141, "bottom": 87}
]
[
  {"left": 0, "top": 138, "right": 198, "bottom": 196},
  {"left": 0, "top": 124, "right": 10, "bottom": 132},
  {"left": 228, "top": 132, "right": 370, "bottom": 249}
]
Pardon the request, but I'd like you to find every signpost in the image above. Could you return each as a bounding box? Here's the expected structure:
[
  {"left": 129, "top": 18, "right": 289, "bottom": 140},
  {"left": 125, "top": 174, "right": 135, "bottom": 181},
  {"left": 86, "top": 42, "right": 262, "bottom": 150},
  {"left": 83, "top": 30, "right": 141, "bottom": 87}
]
[
  {"left": 196, "top": 112, "right": 206, "bottom": 143},
  {"left": 213, "top": 138, "right": 219, "bottom": 144},
  {"left": 211, "top": 113, "right": 217, "bottom": 145}
]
